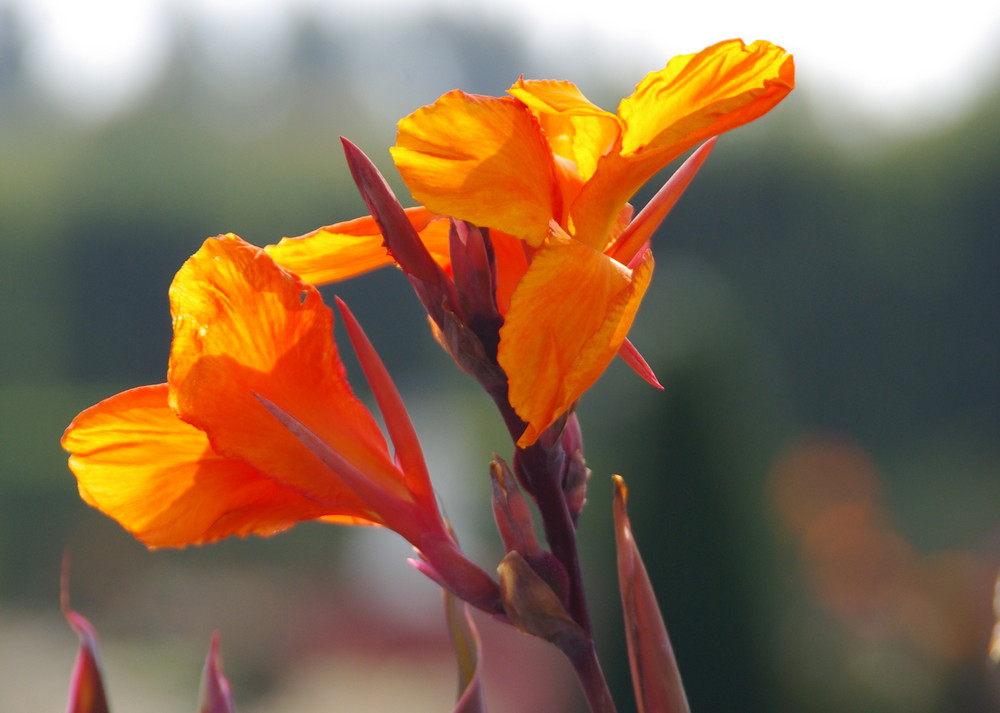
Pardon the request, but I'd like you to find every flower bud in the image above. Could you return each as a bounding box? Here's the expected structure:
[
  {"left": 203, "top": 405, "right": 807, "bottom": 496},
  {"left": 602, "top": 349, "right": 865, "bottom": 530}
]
[
  {"left": 490, "top": 457, "right": 542, "bottom": 558},
  {"left": 560, "top": 415, "right": 591, "bottom": 523},
  {"left": 497, "top": 551, "right": 588, "bottom": 655}
]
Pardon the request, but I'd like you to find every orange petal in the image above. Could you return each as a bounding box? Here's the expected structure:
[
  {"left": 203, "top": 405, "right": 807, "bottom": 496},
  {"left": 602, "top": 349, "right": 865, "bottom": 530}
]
[
  {"left": 264, "top": 208, "right": 452, "bottom": 285},
  {"left": 489, "top": 229, "right": 530, "bottom": 315},
  {"left": 498, "top": 230, "right": 654, "bottom": 446},
  {"left": 62, "top": 385, "right": 377, "bottom": 549},
  {"left": 391, "top": 91, "right": 559, "bottom": 247},
  {"left": 507, "top": 77, "right": 621, "bottom": 183},
  {"left": 168, "top": 235, "right": 411, "bottom": 510},
  {"left": 570, "top": 39, "right": 794, "bottom": 248},
  {"left": 619, "top": 39, "right": 794, "bottom": 158}
]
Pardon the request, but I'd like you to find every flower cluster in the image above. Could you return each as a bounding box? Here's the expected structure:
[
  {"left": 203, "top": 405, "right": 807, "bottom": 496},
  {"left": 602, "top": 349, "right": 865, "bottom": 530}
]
[
  {"left": 62, "top": 39, "right": 793, "bottom": 713},
  {"left": 267, "top": 38, "right": 792, "bottom": 446}
]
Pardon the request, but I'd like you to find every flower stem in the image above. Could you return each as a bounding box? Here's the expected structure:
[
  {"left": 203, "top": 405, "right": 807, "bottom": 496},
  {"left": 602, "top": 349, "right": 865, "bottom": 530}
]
[
  {"left": 567, "top": 641, "right": 618, "bottom": 713},
  {"left": 516, "top": 442, "right": 591, "bottom": 632},
  {"left": 490, "top": 388, "right": 615, "bottom": 712}
]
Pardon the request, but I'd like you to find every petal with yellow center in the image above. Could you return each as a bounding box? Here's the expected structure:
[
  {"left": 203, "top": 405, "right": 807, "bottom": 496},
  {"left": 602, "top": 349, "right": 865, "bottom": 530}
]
[
  {"left": 507, "top": 78, "right": 621, "bottom": 183},
  {"left": 392, "top": 91, "right": 558, "bottom": 247},
  {"left": 62, "top": 384, "right": 378, "bottom": 549},
  {"left": 498, "top": 229, "right": 654, "bottom": 447},
  {"left": 168, "top": 235, "right": 411, "bottom": 508},
  {"left": 569, "top": 39, "right": 794, "bottom": 248},
  {"left": 264, "top": 208, "right": 453, "bottom": 286}
]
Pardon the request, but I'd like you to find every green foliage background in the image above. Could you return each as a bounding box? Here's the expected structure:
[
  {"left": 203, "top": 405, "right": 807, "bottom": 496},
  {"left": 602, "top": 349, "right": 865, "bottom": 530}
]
[{"left": 0, "top": 4, "right": 997, "bottom": 712}]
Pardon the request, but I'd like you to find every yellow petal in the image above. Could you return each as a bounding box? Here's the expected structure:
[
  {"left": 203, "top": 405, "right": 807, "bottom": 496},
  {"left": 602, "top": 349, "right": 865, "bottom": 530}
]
[
  {"left": 391, "top": 90, "right": 559, "bottom": 247},
  {"left": 570, "top": 39, "right": 794, "bottom": 248},
  {"left": 508, "top": 78, "right": 621, "bottom": 182},
  {"left": 498, "top": 230, "right": 654, "bottom": 446},
  {"left": 264, "top": 208, "right": 453, "bottom": 285},
  {"left": 62, "top": 385, "right": 378, "bottom": 548},
  {"left": 168, "top": 235, "right": 411, "bottom": 507}
]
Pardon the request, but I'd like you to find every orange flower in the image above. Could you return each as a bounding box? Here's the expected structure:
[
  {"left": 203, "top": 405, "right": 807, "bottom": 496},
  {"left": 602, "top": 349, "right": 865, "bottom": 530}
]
[
  {"left": 63, "top": 237, "right": 420, "bottom": 541},
  {"left": 267, "top": 39, "right": 794, "bottom": 446},
  {"left": 64, "top": 235, "right": 499, "bottom": 609}
]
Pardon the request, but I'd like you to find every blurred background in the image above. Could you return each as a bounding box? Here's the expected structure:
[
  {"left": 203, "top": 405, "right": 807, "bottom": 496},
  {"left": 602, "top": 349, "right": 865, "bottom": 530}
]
[{"left": 1, "top": 0, "right": 998, "bottom": 711}]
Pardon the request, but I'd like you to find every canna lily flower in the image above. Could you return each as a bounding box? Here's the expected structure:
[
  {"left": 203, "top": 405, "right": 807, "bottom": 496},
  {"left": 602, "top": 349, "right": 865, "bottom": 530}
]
[
  {"left": 267, "top": 39, "right": 794, "bottom": 446},
  {"left": 63, "top": 235, "right": 499, "bottom": 611}
]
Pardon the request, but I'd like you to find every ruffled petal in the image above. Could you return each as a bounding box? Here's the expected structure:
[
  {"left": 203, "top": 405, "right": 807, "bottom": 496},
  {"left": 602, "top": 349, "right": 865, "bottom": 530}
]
[
  {"left": 507, "top": 78, "right": 621, "bottom": 183},
  {"left": 498, "top": 230, "right": 654, "bottom": 446},
  {"left": 569, "top": 39, "right": 794, "bottom": 248},
  {"left": 619, "top": 39, "right": 794, "bottom": 157},
  {"left": 167, "top": 235, "right": 411, "bottom": 509},
  {"left": 264, "top": 208, "right": 453, "bottom": 285},
  {"left": 391, "top": 91, "right": 559, "bottom": 246},
  {"left": 62, "top": 385, "right": 378, "bottom": 548}
]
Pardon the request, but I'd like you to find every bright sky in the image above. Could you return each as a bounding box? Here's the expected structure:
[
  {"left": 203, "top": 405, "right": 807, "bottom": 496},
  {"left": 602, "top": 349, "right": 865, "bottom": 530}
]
[{"left": 16, "top": 0, "right": 1000, "bottom": 131}]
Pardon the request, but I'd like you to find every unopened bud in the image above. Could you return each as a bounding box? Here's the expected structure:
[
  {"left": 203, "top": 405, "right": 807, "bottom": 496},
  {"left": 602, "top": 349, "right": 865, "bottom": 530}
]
[
  {"left": 491, "top": 457, "right": 542, "bottom": 558},
  {"left": 563, "top": 451, "right": 590, "bottom": 525},
  {"left": 561, "top": 414, "right": 590, "bottom": 522}
]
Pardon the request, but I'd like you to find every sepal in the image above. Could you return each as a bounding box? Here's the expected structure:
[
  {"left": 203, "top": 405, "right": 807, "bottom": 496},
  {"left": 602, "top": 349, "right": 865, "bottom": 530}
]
[
  {"left": 436, "top": 305, "right": 508, "bottom": 395},
  {"left": 608, "top": 139, "right": 716, "bottom": 267},
  {"left": 618, "top": 339, "right": 663, "bottom": 390},
  {"left": 341, "top": 138, "right": 458, "bottom": 327},
  {"left": 496, "top": 551, "right": 588, "bottom": 655},
  {"left": 413, "top": 533, "right": 503, "bottom": 615}
]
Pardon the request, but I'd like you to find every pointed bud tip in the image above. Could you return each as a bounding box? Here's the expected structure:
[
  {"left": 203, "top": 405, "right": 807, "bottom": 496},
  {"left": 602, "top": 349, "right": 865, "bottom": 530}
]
[
  {"left": 613, "top": 473, "right": 691, "bottom": 713},
  {"left": 612, "top": 138, "right": 718, "bottom": 265},
  {"left": 200, "top": 631, "right": 236, "bottom": 713},
  {"left": 612, "top": 474, "right": 627, "bottom": 501}
]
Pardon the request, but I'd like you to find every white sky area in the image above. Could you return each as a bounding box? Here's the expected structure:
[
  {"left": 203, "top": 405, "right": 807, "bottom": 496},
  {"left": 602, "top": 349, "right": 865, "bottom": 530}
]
[{"left": 15, "top": 0, "right": 1000, "bottom": 132}]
